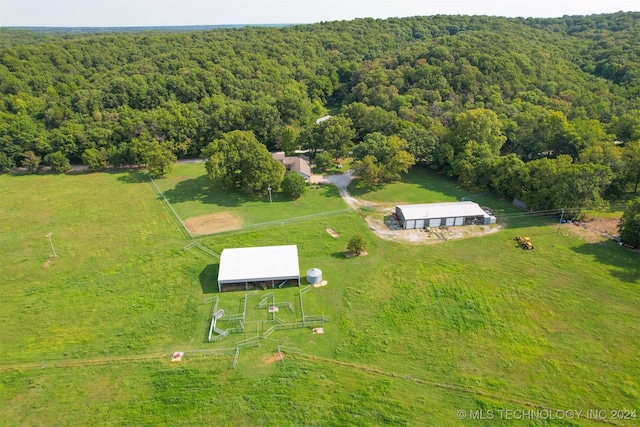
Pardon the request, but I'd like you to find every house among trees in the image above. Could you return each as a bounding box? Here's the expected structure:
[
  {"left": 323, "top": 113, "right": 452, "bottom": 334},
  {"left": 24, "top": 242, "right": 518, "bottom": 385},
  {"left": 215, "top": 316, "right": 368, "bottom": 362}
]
[{"left": 272, "top": 152, "right": 312, "bottom": 181}]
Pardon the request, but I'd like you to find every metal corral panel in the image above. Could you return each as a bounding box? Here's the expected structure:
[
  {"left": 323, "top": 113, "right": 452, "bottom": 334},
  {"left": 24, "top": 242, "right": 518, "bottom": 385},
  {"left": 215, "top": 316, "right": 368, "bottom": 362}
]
[
  {"left": 445, "top": 217, "right": 455, "bottom": 226},
  {"left": 406, "top": 220, "right": 415, "bottom": 229},
  {"left": 454, "top": 217, "right": 464, "bottom": 226},
  {"left": 415, "top": 219, "right": 425, "bottom": 228},
  {"left": 429, "top": 218, "right": 441, "bottom": 227}
]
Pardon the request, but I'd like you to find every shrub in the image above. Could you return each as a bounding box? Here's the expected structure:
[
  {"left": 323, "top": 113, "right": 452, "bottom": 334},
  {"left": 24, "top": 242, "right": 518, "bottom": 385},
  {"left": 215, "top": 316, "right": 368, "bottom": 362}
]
[
  {"left": 347, "top": 233, "right": 366, "bottom": 255},
  {"left": 281, "top": 171, "right": 306, "bottom": 200},
  {"left": 21, "top": 151, "right": 41, "bottom": 174}
]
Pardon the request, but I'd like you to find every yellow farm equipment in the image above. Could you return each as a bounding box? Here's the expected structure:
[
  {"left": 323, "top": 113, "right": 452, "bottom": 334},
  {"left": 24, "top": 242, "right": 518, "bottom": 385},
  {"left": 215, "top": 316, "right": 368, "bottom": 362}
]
[{"left": 515, "top": 236, "right": 534, "bottom": 250}]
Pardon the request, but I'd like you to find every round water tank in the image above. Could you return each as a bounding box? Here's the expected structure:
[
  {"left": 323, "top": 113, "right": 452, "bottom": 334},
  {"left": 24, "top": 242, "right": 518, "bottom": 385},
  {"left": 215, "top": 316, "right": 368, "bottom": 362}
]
[{"left": 306, "top": 268, "right": 322, "bottom": 284}]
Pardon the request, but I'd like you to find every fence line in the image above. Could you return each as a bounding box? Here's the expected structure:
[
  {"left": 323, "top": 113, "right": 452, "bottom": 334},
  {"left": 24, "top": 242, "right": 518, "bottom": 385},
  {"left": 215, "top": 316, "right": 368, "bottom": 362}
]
[
  {"left": 146, "top": 173, "right": 193, "bottom": 239},
  {"left": 191, "top": 208, "right": 353, "bottom": 237},
  {"left": 185, "top": 241, "right": 220, "bottom": 259}
]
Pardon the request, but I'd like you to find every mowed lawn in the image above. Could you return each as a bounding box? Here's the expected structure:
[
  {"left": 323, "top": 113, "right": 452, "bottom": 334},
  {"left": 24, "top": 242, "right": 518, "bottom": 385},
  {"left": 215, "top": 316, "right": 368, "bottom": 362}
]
[
  {"left": 1, "top": 167, "right": 639, "bottom": 426},
  {"left": 155, "top": 163, "right": 348, "bottom": 226},
  {"left": 350, "top": 165, "right": 518, "bottom": 215}
]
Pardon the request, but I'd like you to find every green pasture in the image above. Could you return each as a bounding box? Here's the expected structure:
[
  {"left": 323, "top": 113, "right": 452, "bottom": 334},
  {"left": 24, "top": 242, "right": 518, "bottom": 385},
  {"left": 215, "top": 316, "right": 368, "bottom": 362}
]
[
  {"left": 2, "top": 356, "right": 558, "bottom": 426},
  {"left": 350, "top": 165, "right": 518, "bottom": 215},
  {"left": 154, "top": 163, "right": 348, "bottom": 225},
  {"left": 0, "top": 167, "right": 639, "bottom": 426}
]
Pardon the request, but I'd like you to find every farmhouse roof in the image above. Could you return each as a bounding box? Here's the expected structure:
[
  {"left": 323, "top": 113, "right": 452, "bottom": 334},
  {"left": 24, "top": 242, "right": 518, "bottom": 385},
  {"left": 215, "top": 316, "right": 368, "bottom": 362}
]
[
  {"left": 397, "top": 201, "right": 488, "bottom": 221},
  {"left": 272, "top": 152, "right": 311, "bottom": 178},
  {"left": 217, "top": 245, "right": 300, "bottom": 284}
]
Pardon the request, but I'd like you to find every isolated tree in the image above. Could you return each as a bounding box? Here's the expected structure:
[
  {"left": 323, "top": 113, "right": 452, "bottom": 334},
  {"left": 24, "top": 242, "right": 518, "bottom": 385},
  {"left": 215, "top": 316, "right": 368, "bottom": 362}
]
[
  {"left": 618, "top": 198, "right": 640, "bottom": 248},
  {"left": 202, "top": 130, "right": 285, "bottom": 195},
  {"left": 21, "top": 151, "right": 41, "bottom": 174},
  {"left": 347, "top": 233, "right": 366, "bottom": 255},
  {"left": 281, "top": 171, "right": 306, "bottom": 200},
  {"left": 45, "top": 151, "right": 71, "bottom": 173}
]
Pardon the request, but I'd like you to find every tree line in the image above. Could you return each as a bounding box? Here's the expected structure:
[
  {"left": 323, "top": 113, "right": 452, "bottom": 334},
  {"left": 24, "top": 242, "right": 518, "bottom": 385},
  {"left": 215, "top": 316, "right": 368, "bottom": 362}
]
[{"left": 1, "top": 13, "right": 639, "bottom": 210}]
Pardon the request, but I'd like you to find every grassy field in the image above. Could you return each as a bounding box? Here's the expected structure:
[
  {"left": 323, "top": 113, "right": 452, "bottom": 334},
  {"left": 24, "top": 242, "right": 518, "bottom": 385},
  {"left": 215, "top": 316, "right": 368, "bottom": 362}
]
[
  {"left": 1, "top": 167, "right": 638, "bottom": 426},
  {"left": 155, "top": 163, "right": 348, "bottom": 226},
  {"left": 350, "top": 165, "right": 518, "bottom": 215}
]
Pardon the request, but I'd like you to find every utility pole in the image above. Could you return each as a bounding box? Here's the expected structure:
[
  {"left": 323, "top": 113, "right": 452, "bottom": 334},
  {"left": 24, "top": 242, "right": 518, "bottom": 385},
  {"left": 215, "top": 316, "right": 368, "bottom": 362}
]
[
  {"left": 46, "top": 232, "right": 57, "bottom": 258},
  {"left": 268, "top": 185, "right": 272, "bottom": 204},
  {"left": 557, "top": 209, "right": 565, "bottom": 233}
]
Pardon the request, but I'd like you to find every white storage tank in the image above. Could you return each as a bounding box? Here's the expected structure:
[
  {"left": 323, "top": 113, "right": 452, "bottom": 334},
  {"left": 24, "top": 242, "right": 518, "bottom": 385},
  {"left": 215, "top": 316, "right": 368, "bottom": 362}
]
[{"left": 306, "top": 268, "right": 322, "bottom": 284}]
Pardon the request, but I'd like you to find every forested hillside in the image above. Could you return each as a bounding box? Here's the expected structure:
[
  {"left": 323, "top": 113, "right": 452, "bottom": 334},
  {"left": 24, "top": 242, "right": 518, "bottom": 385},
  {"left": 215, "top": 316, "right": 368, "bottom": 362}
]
[{"left": 1, "top": 13, "right": 639, "bottom": 213}]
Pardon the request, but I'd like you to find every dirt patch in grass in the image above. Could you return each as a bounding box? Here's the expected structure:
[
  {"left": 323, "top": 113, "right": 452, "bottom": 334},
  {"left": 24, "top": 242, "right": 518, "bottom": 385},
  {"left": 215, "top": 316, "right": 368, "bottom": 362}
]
[
  {"left": 326, "top": 228, "right": 340, "bottom": 238},
  {"left": 184, "top": 212, "right": 242, "bottom": 235},
  {"left": 345, "top": 251, "right": 368, "bottom": 258},
  {"left": 365, "top": 215, "right": 501, "bottom": 244},
  {"left": 43, "top": 260, "right": 54, "bottom": 268},
  {"left": 264, "top": 352, "right": 284, "bottom": 365},
  {"left": 563, "top": 217, "right": 620, "bottom": 243}
]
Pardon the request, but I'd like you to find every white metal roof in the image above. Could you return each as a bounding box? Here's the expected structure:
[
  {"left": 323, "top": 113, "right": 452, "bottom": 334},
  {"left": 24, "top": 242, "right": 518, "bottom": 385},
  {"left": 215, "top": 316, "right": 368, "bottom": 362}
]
[
  {"left": 397, "top": 201, "right": 488, "bottom": 221},
  {"left": 218, "top": 245, "right": 300, "bottom": 284}
]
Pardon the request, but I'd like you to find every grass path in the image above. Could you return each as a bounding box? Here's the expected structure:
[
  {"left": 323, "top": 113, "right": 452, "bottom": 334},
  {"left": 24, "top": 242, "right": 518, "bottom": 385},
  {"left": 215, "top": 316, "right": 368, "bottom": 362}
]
[
  {"left": 296, "top": 354, "right": 623, "bottom": 426},
  {"left": 1, "top": 349, "right": 624, "bottom": 425}
]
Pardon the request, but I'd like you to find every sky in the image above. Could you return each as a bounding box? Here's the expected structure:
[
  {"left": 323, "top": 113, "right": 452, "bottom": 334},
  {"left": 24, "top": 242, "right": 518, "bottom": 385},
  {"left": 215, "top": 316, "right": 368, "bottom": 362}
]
[{"left": 1, "top": 0, "right": 639, "bottom": 27}]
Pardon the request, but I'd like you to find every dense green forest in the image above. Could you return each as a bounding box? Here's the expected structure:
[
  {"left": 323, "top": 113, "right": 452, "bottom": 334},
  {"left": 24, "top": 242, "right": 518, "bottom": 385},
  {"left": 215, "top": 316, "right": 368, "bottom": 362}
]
[{"left": 1, "top": 13, "right": 640, "bottom": 214}]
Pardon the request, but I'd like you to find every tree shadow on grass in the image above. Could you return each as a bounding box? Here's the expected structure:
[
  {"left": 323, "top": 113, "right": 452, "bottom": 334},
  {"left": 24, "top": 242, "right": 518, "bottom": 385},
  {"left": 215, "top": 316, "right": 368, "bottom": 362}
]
[
  {"left": 162, "top": 176, "right": 250, "bottom": 207},
  {"left": 330, "top": 251, "right": 349, "bottom": 259},
  {"left": 199, "top": 264, "right": 219, "bottom": 294},
  {"left": 572, "top": 241, "right": 640, "bottom": 283},
  {"left": 116, "top": 170, "right": 148, "bottom": 184},
  {"left": 347, "top": 180, "right": 385, "bottom": 198}
]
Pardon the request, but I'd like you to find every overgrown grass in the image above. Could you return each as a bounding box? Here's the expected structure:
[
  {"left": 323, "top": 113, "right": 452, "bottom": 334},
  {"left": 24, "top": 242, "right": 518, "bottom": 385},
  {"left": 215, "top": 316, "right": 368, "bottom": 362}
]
[
  {"left": 2, "top": 356, "right": 548, "bottom": 426},
  {"left": 0, "top": 167, "right": 638, "bottom": 426}
]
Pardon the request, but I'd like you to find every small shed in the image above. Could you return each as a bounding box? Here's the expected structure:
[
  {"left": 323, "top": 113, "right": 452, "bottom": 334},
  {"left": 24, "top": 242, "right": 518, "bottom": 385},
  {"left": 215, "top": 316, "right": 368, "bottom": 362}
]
[
  {"left": 217, "top": 245, "right": 300, "bottom": 292},
  {"left": 395, "top": 201, "right": 496, "bottom": 229}
]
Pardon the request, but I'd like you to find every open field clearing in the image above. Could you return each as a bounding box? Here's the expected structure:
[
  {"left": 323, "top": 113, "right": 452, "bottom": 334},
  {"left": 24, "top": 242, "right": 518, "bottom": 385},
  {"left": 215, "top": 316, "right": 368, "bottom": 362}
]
[
  {"left": 2, "top": 356, "right": 566, "bottom": 426},
  {"left": 0, "top": 168, "right": 638, "bottom": 425},
  {"left": 155, "top": 163, "right": 349, "bottom": 229},
  {"left": 350, "top": 165, "right": 518, "bottom": 216},
  {"left": 0, "top": 170, "right": 202, "bottom": 362}
]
